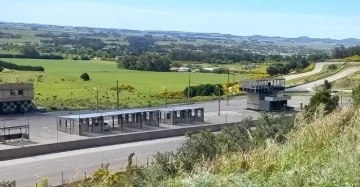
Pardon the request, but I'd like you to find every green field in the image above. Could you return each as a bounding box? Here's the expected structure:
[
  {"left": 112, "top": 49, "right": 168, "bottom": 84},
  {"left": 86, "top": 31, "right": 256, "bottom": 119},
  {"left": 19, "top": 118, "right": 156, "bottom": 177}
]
[{"left": 0, "top": 58, "right": 250, "bottom": 109}]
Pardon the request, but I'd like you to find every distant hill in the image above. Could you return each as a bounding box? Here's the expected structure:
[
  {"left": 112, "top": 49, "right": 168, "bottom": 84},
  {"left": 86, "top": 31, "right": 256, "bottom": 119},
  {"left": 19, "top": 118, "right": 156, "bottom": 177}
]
[{"left": 0, "top": 21, "right": 359, "bottom": 48}]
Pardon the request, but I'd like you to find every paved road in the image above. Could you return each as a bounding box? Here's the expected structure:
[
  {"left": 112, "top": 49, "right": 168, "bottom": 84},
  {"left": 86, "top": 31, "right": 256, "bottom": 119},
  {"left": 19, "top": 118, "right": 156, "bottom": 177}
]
[
  {"left": 283, "top": 62, "right": 343, "bottom": 81},
  {"left": 286, "top": 66, "right": 360, "bottom": 92},
  {"left": 0, "top": 96, "right": 311, "bottom": 186},
  {"left": 0, "top": 137, "right": 185, "bottom": 186}
]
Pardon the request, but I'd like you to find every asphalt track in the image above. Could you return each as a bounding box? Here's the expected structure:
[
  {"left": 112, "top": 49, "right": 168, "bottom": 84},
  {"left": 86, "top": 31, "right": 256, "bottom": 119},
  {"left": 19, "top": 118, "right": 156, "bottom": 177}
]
[
  {"left": 283, "top": 62, "right": 344, "bottom": 81},
  {"left": 286, "top": 66, "right": 360, "bottom": 92}
]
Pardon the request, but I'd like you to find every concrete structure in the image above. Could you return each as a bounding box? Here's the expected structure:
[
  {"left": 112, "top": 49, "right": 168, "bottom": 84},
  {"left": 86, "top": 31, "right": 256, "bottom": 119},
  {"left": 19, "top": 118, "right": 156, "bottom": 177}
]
[
  {"left": 159, "top": 107, "right": 204, "bottom": 125},
  {"left": 57, "top": 109, "right": 160, "bottom": 136},
  {"left": 0, "top": 83, "right": 35, "bottom": 114},
  {"left": 0, "top": 125, "right": 29, "bottom": 144},
  {"left": 240, "top": 78, "right": 291, "bottom": 111},
  {"left": 245, "top": 64, "right": 256, "bottom": 70}
]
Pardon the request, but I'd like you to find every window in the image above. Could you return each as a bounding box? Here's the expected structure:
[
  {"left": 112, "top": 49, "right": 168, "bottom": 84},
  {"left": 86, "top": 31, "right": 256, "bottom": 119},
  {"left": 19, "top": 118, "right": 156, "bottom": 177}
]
[
  {"left": 18, "top": 90, "right": 24, "bottom": 95},
  {"left": 10, "top": 90, "right": 16, "bottom": 96}
]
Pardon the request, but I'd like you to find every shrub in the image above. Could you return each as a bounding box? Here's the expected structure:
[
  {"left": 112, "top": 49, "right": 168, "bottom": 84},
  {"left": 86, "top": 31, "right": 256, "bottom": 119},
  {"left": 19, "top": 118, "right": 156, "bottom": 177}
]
[
  {"left": 80, "top": 56, "right": 90, "bottom": 60},
  {"left": 183, "top": 84, "right": 224, "bottom": 98},
  {"left": 305, "top": 80, "right": 339, "bottom": 119},
  {"left": 328, "top": 64, "right": 338, "bottom": 71},
  {"left": 80, "top": 73, "right": 90, "bottom": 81},
  {"left": 213, "top": 67, "right": 229, "bottom": 74}
]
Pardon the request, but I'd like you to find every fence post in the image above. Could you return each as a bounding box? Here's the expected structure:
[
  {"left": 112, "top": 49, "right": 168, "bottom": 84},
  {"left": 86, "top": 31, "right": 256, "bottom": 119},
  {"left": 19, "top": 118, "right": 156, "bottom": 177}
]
[{"left": 62, "top": 171, "right": 64, "bottom": 185}]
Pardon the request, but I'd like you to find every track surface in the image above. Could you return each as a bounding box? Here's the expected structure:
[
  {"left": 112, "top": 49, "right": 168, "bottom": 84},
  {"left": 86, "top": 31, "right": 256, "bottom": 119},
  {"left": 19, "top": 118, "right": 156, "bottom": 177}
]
[
  {"left": 286, "top": 66, "right": 360, "bottom": 92},
  {"left": 283, "top": 62, "right": 343, "bottom": 81}
]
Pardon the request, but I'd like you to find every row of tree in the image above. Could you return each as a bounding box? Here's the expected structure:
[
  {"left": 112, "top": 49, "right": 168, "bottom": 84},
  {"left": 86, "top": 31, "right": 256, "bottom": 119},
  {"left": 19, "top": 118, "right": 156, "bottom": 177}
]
[
  {"left": 41, "top": 37, "right": 106, "bottom": 51},
  {"left": 169, "top": 49, "right": 266, "bottom": 63},
  {"left": 183, "top": 84, "right": 224, "bottom": 98},
  {"left": 0, "top": 45, "right": 63, "bottom": 59},
  {"left": 117, "top": 54, "right": 171, "bottom": 72},
  {"left": 0, "top": 60, "right": 44, "bottom": 71},
  {"left": 266, "top": 55, "right": 310, "bottom": 76},
  {"left": 332, "top": 45, "right": 360, "bottom": 59},
  {"left": 0, "top": 31, "right": 21, "bottom": 39}
]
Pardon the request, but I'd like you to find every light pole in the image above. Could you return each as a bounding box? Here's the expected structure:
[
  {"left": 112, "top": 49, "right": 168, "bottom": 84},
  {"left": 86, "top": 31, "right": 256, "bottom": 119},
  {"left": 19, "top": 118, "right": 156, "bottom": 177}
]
[
  {"left": 165, "top": 89, "right": 167, "bottom": 108},
  {"left": 216, "top": 85, "right": 221, "bottom": 116},
  {"left": 226, "top": 72, "right": 229, "bottom": 106},
  {"left": 187, "top": 72, "right": 191, "bottom": 104}
]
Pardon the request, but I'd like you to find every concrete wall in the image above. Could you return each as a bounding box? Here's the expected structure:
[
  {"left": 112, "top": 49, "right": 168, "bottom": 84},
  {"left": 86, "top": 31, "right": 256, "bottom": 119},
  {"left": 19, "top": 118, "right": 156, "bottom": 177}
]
[
  {"left": 0, "top": 121, "right": 249, "bottom": 161},
  {"left": 247, "top": 92, "right": 260, "bottom": 110}
]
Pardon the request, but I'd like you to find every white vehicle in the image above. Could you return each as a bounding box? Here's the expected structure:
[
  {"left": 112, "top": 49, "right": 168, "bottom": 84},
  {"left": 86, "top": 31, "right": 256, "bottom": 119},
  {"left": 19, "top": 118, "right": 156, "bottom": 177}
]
[{"left": 103, "top": 123, "right": 111, "bottom": 131}]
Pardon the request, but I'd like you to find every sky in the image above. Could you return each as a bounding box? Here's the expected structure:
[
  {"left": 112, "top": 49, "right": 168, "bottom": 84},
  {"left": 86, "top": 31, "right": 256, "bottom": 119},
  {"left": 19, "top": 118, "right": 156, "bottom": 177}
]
[{"left": 1, "top": 0, "right": 360, "bottom": 39}]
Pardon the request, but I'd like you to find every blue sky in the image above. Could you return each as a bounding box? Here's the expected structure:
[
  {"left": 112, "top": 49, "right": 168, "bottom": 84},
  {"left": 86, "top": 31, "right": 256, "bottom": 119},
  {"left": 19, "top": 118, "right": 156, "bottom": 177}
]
[{"left": 1, "top": 0, "right": 359, "bottom": 39}]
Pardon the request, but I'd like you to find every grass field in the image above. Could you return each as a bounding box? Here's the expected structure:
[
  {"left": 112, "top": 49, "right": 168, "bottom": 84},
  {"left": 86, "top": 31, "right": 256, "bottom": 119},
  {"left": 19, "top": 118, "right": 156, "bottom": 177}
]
[
  {"left": 332, "top": 71, "right": 360, "bottom": 90},
  {"left": 0, "top": 58, "right": 250, "bottom": 109}
]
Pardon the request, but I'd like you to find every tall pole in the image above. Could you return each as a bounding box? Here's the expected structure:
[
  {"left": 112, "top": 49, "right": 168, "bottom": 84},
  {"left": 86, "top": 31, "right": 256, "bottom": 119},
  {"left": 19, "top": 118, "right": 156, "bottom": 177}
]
[
  {"left": 116, "top": 80, "right": 119, "bottom": 109},
  {"left": 56, "top": 118, "right": 59, "bottom": 143},
  {"left": 217, "top": 86, "right": 221, "bottom": 116},
  {"left": 96, "top": 91, "right": 99, "bottom": 113},
  {"left": 187, "top": 72, "right": 191, "bottom": 103},
  {"left": 227, "top": 72, "right": 229, "bottom": 106},
  {"left": 341, "top": 87, "right": 343, "bottom": 106},
  {"left": 165, "top": 89, "right": 168, "bottom": 108}
]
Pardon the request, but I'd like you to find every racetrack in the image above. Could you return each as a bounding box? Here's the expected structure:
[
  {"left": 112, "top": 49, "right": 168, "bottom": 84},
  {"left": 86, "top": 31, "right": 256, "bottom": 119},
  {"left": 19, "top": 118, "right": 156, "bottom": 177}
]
[
  {"left": 286, "top": 66, "right": 360, "bottom": 92},
  {"left": 283, "top": 62, "right": 344, "bottom": 81}
]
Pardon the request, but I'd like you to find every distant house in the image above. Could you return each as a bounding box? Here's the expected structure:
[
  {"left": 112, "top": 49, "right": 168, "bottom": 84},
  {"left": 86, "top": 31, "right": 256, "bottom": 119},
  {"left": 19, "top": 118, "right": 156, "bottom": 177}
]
[
  {"left": 170, "top": 67, "right": 179, "bottom": 72},
  {"left": 170, "top": 67, "right": 191, "bottom": 72},
  {"left": 178, "top": 67, "right": 191, "bottom": 72},
  {"left": 201, "top": 67, "right": 216, "bottom": 73},
  {"left": 245, "top": 64, "right": 256, "bottom": 70}
]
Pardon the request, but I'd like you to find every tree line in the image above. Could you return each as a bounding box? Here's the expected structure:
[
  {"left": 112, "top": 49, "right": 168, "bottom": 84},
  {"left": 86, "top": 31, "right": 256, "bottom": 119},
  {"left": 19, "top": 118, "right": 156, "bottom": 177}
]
[
  {"left": 183, "top": 84, "right": 224, "bottom": 98},
  {"left": 0, "top": 45, "right": 63, "bottom": 59},
  {"left": 117, "top": 54, "right": 171, "bottom": 72},
  {"left": 0, "top": 31, "right": 21, "bottom": 39},
  {"left": 332, "top": 45, "right": 360, "bottom": 59},
  {"left": 41, "top": 37, "right": 106, "bottom": 51},
  {"left": 266, "top": 55, "right": 310, "bottom": 76},
  {"left": 0, "top": 60, "right": 44, "bottom": 71}
]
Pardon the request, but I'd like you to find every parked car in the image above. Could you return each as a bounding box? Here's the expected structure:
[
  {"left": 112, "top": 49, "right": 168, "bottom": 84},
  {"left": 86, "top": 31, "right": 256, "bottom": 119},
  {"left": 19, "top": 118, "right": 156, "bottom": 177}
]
[{"left": 103, "top": 123, "right": 111, "bottom": 131}]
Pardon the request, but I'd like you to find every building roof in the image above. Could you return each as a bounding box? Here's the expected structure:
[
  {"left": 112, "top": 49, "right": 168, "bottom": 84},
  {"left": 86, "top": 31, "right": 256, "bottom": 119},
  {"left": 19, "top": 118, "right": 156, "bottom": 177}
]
[
  {"left": 158, "top": 106, "right": 203, "bottom": 112},
  {"left": 58, "top": 106, "right": 204, "bottom": 119},
  {"left": 58, "top": 108, "right": 158, "bottom": 119}
]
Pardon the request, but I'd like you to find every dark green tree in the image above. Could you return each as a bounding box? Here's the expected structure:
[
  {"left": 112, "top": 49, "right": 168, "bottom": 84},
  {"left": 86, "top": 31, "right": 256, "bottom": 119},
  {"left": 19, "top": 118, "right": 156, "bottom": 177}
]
[
  {"left": 20, "top": 45, "right": 40, "bottom": 56},
  {"left": 80, "top": 73, "right": 90, "bottom": 81},
  {"left": 266, "top": 65, "right": 279, "bottom": 76},
  {"left": 328, "top": 64, "right": 338, "bottom": 71},
  {"left": 305, "top": 80, "right": 339, "bottom": 117}
]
